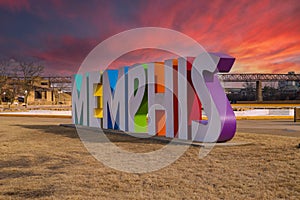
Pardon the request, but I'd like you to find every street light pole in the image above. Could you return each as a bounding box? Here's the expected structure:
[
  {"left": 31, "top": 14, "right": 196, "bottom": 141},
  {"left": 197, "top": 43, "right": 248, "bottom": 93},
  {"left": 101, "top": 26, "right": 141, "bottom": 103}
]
[{"left": 24, "top": 90, "right": 28, "bottom": 107}]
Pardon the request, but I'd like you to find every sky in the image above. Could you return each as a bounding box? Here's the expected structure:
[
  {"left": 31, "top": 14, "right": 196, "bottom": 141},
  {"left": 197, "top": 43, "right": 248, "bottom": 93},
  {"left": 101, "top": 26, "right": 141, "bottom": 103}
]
[{"left": 0, "top": 0, "right": 299, "bottom": 75}]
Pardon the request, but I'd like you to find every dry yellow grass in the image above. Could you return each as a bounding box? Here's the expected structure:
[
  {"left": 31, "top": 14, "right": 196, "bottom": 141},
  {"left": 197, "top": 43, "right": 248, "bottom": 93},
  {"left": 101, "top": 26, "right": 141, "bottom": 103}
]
[{"left": 0, "top": 117, "right": 299, "bottom": 199}]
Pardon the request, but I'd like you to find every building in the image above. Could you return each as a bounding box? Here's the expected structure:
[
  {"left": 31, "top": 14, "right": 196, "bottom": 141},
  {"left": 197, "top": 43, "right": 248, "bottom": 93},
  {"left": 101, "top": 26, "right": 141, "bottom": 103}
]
[
  {"left": 27, "top": 77, "right": 72, "bottom": 105},
  {"left": 1, "top": 76, "right": 71, "bottom": 106}
]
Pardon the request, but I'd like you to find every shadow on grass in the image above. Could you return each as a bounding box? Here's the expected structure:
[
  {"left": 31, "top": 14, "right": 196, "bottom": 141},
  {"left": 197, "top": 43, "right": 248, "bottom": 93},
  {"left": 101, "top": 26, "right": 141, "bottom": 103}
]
[
  {"left": 11, "top": 124, "right": 79, "bottom": 139},
  {"left": 10, "top": 124, "right": 171, "bottom": 145},
  {"left": 3, "top": 186, "right": 55, "bottom": 198},
  {"left": 77, "top": 128, "right": 171, "bottom": 145},
  {"left": 0, "top": 156, "right": 34, "bottom": 169}
]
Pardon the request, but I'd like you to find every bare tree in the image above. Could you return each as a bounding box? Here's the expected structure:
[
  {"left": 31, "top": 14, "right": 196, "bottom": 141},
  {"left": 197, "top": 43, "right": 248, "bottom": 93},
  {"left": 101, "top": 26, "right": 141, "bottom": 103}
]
[
  {"left": 15, "top": 61, "right": 44, "bottom": 105},
  {"left": 0, "top": 60, "right": 9, "bottom": 104}
]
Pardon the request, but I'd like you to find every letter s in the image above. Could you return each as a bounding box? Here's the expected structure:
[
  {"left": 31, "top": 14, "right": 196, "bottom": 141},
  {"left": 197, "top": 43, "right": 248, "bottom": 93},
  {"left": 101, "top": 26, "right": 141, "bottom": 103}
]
[{"left": 191, "top": 52, "right": 236, "bottom": 142}]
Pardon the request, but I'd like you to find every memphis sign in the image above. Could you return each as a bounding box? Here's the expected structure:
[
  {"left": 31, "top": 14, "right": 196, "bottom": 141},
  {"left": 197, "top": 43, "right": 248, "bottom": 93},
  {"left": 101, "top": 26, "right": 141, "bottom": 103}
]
[{"left": 72, "top": 52, "right": 236, "bottom": 142}]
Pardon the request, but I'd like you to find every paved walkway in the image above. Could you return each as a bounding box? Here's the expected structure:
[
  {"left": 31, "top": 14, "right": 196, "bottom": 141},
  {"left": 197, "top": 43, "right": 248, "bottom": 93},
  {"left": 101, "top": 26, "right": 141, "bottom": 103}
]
[{"left": 237, "top": 120, "right": 300, "bottom": 137}]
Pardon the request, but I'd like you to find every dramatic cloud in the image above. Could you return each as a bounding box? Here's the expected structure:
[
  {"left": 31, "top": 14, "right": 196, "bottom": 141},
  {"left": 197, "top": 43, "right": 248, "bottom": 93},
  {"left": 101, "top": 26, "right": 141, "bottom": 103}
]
[
  {"left": 0, "top": 0, "right": 299, "bottom": 75},
  {"left": 0, "top": 0, "right": 30, "bottom": 12}
]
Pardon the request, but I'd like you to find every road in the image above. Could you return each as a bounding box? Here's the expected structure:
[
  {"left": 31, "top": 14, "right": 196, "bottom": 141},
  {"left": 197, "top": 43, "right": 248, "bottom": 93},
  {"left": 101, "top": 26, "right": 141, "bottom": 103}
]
[{"left": 237, "top": 120, "right": 300, "bottom": 137}]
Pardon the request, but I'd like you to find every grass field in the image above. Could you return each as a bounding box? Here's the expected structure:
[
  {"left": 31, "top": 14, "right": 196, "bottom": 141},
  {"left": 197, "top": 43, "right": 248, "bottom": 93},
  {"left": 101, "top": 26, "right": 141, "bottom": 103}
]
[{"left": 0, "top": 117, "right": 299, "bottom": 199}]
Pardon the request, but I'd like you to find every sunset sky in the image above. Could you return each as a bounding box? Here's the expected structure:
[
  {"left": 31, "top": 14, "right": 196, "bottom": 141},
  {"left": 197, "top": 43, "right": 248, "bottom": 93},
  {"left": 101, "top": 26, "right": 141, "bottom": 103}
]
[{"left": 0, "top": 0, "right": 299, "bottom": 75}]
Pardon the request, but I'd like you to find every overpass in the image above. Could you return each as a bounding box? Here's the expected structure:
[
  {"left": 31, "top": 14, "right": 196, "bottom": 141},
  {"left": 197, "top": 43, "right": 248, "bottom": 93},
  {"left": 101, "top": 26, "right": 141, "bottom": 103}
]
[
  {"left": 218, "top": 73, "right": 300, "bottom": 102},
  {"left": 45, "top": 73, "right": 300, "bottom": 102},
  {"left": 218, "top": 73, "right": 300, "bottom": 82}
]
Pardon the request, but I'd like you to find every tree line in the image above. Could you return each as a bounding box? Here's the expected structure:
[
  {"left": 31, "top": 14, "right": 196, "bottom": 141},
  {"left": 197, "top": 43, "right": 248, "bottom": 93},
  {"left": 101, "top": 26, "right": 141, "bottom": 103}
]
[{"left": 227, "top": 81, "right": 300, "bottom": 102}]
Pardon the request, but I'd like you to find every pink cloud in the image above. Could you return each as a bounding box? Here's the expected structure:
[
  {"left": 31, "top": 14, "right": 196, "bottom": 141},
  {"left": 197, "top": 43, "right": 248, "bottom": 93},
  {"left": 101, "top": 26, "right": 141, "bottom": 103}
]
[
  {"left": 135, "top": 0, "right": 300, "bottom": 73},
  {"left": 26, "top": 35, "right": 99, "bottom": 75},
  {"left": 3, "top": 0, "right": 299, "bottom": 75},
  {"left": 0, "top": 0, "right": 30, "bottom": 12}
]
